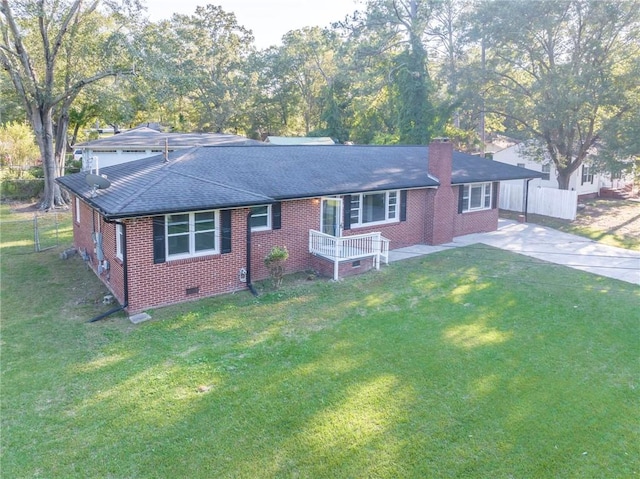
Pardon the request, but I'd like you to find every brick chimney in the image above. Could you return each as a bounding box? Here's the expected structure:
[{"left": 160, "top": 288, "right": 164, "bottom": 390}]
[
  {"left": 427, "top": 138, "right": 452, "bottom": 186},
  {"left": 426, "top": 138, "right": 456, "bottom": 245}
]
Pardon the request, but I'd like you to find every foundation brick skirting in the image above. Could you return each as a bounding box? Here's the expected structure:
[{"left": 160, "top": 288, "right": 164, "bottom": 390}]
[{"left": 310, "top": 255, "right": 376, "bottom": 279}]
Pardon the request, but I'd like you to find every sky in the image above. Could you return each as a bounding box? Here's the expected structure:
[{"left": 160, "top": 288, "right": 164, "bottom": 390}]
[{"left": 145, "top": 0, "right": 363, "bottom": 49}]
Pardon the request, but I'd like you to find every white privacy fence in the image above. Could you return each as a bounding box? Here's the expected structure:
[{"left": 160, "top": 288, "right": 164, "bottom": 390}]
[{"left": 499, "top": 184, "right": 577, "bottom": 220}]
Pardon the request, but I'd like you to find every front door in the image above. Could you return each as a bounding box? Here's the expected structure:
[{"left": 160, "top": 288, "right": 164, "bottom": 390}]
[{"left": 321, "top": 197, "right": 342, "bottom": 237}]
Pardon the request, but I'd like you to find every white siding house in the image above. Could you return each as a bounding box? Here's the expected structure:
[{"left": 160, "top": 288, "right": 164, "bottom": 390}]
[
  {"left": 75, "top": 127, "right": 263, "bottom": 171},
  {"left": 493, "top": 142, "right": 603, "bottom": 199}
]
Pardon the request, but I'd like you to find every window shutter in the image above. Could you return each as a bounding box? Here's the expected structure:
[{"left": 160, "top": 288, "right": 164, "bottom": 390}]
[
  {"left": 343, "top": 195, "right": 351, "bottom": 230},
  {"left": 272, "top": 202, "right": 282, "bottom": 230},
  {"left": 492, "top": 182, "right": 499, "bottom": 209},
  {"left": 457, "top": 185, "right": 465, "bottom": 214},
  {"left": 221, "top": 210, "right": 232, "bottom": 254},
  {"left": 152, "top": 216, "right": 166, "bottom": 264},
  {"left": 400, "top": 190, "right": 407, "bottom": 221}
]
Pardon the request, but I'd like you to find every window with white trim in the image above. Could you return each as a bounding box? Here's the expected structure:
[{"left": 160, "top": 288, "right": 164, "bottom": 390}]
[
  {"left": 350, "top": 190, "right": 399, "bottom": 227},
  {"left": 166, "top": 211, "right": 218, "bottom": 259},
  {"left": 250, "top": 205, "right": 271, "bottom": 231},
  {"left": 115, "top": 223, "right": 124, "bottom": 260},
  {"left": 461, "top": 183, "right": 492, "bottom": 212}
]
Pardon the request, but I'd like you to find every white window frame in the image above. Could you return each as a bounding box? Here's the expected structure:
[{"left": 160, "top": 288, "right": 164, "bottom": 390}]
[
  {"left": 115, "top": 223, "right": 123, "bottom": 260},
  {"left": 349, "top": 190, "right": 400, "bottom": 228},
  {"left": 461, "top": 182, "right": 493, "bottom": 213},
  {"left": 165, "top": 210, "right": 219, "bottom": 260},
  {"left": 250, "top": 205, "right": 271, "bottom": 232},
  {"left": 75, "top": 197, "right": 81, "bottom": 223}
]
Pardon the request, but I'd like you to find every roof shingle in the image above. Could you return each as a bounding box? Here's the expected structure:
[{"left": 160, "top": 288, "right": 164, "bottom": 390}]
[{"left": 57, "top": 144, "right": 542, "bottom": 219}]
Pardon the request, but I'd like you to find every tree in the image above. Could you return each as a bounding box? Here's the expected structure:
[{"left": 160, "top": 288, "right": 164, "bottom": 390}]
[
  {"left": 158, "top": 5, "right": 254, "bottom": 133},
  {"left": 0, "top": 1, "right": 139, "bottom": 209},
  {"left": 427, "top": 0, "right": 486, "bottom": 152},
  {"left": 0, "top": 71, "right": 24, "bottom": 124},
  {"left": 469, "top": 0, "right": 640, "bottom": 189},
  {"left": 278, "top": 27, "right": 343, "bottom": 136},
  {"left": 350, "top": 0, "right": 442, "bottom": 144},
  {"left": 246, "top": 27, "right": 350, "bottom": 140},
  {"left": 246, "top": 46, "right": 304, "bottom": 137}
]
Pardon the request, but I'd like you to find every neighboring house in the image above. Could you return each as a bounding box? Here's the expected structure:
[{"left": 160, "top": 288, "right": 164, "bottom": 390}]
[
  {"left": 57, "top": 140, "right": 542, "bottom": 314},
  {"left": 266, "top": 136, "right": 335, "bottom": 145},
  {"left": 493, "top": 141, "right": 611, "bottom": 200},
  {"left": 74, "top": 126, "right": 263, "bottom": 170}
]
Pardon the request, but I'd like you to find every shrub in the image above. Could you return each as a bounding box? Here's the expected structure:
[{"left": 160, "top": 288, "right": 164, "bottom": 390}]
[
  {"left": 0, "top": 178, "right": 44, "bottom": 200},
  {"left": 0, "top": 122, "right": 40, "bottom": 170},
  {"left": 264, "top": 246, "right": 289, "bottom": 289}
]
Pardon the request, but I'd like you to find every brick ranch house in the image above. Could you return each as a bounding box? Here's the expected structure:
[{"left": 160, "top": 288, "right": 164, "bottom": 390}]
[{"left": 57, "top": 139, "right": 542, "bottom": 315}]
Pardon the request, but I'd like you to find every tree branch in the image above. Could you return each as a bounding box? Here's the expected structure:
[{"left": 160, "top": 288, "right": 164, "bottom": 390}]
[
  {"left": 1, "top": 0, "right": 40, "bottom": 95},
  {"left": 50, "top": 68, "right": 132, "bottom": 107},
  {"left": 482, "top": 107, "right": 543, "bottom": 137}
]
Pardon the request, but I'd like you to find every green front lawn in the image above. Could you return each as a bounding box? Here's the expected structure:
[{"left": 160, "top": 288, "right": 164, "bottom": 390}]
[{"left": 1, "top": 205, "right": 638, "bottom": 478}]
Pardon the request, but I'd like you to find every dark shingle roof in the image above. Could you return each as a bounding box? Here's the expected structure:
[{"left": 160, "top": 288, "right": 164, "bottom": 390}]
[
  {"left": 57, "top": 145, "right": 542, "bottom": 219},
  {"left": 73, "top": 126, "right": 263, "bottom": 148},
  {"left": 451, "top": 151, "right": 540, "bottom": 183}
]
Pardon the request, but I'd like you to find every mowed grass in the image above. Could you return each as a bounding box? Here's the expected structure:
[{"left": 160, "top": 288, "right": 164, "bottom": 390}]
[{"left": 1, "top": 204, "right": 638, "bottom": 478}]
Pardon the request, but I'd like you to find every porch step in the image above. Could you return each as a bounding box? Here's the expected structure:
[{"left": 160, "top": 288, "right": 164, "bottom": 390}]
[{"left": 600, "top": 185, "right": 635, "bottom": 200}]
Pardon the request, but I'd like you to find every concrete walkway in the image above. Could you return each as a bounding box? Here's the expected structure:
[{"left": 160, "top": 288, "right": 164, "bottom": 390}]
[{"left": 388, "top": 219, "right": 640, "bottom": 285}]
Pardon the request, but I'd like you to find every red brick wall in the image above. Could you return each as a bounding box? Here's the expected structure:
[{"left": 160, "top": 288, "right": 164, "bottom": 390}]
[
  {"left": 425, "top": 139, "right": 456, "bottom": 244},
  {"left": 72, "top": 184, "right": 499, "bottom": 313},
  {"left": 73, "top": 197, "right": 94, "bottom": 256},
  {"left": 452, "top": 185, "right": 500, "bottom": 236},
  {"left": 311, "top": 255, "right": 376, "bottom": 279},
  {"left": 453, "top": 207, "right": 499, "bottom": 235},
  {"left": 248, "top": 200, "right": 320, "bottom": 282},
  {"left": 127, "top": 211, "right": 242, "bottom": 313},
  {"left": 425, "top": 186, "right": 457, "bottom": 245},
  {"left": 72, "top": 196, "right": 126, "bottom": 304},
  {"left": 427, "top": 139, "right": 453, "bottom": 186},
  {"left": 343, "top": 189, "right": 430, "bottom": 249},
  {"left": 123, "top": 201, "right": 323, "bottom": 313}
]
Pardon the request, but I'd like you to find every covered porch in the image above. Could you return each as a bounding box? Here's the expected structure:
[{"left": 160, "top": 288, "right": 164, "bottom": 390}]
[{"left": 308, "top": 230, "right": 390, "bottom": 281}]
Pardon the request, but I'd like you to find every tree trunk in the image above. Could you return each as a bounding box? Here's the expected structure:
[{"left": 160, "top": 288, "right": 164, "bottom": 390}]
[
  {"left": 54, "top": 109, "right": 71, "bottom": 177},
  {"left": 556, "top": 169, "right": 571, "bottom": 190},
  {"left": 71, "top": 122, "right": 81, "bottom": 147},
  {"left": 32, "top": 106, "right": 66, "bottom": 210},
  {"left": 54, "top": 109, "right": 72, "bottom": 203}
]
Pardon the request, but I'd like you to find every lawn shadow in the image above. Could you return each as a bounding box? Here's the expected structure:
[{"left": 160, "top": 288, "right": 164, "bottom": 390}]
[{"left": 4, "top": 242, "right": 638, "bottom": 477}]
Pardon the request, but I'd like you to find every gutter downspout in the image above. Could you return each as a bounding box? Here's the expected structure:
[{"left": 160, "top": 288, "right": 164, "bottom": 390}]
[
  {"left": 246, "top": 210, "right": 259, "bottom": 296},
  {"left": 523, "top": 178, "right": 533, "bottom": 222},
  {"left": 89, "top": 221, "right": 129, "bottom": 322}
]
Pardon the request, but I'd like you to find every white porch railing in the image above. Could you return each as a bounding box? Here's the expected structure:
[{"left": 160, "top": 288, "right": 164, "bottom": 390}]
[{"left": 309, "top": 230, "right": 390, "bottom": 281}]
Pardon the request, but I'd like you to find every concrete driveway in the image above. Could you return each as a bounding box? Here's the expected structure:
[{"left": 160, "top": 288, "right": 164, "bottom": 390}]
[{"left": 388, "top": 219, "right": 640, "bottom": 285}]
